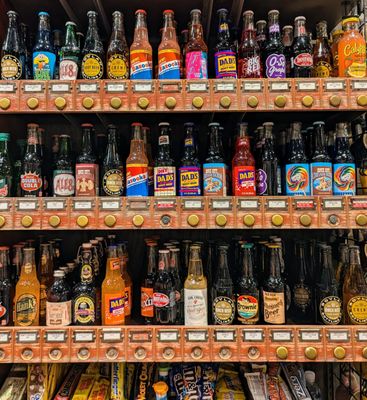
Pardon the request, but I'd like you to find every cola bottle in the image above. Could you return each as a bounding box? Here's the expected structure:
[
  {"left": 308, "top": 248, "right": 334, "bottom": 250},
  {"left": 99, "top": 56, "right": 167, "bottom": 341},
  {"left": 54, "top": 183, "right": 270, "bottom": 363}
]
[{"left": 291, "top": 16, "right": 313, "bottom": 77}]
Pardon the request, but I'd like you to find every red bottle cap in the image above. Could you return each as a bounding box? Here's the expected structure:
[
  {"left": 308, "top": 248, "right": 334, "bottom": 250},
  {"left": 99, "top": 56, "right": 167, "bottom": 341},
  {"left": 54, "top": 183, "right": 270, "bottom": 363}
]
[
  {"left": 135, "top": 9, "right": 146, "bottom": 15},
  {"left": 163, "top": 10, "right": 174, "bottom": 14},
  {"left": 81, "top": 123, "right": 94, "bottom": 128},
  {"left": 131, "top": 122, "right": 143, "bottom": 127}
]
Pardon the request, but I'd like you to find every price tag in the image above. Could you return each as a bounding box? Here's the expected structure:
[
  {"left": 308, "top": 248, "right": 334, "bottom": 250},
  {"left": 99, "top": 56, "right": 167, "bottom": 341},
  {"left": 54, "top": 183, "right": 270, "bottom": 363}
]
[
  {"left": 46, "top": 201, "right": 65, "bottom": 210},
  {"left": 188, "top": 82, "right": 207, "bottom": 92},
  {"left": 106, "top": 83, "right": 126, "bottom": 92},
  {"left": 0, "top": 202, "right": 9, "bottom": 211},
  {"left": 352, "top": 80, "right": 367, "bottom": 90},
  {"left": 216, "top": 82, "right": 235, "bottom": 92},
  {"left": 267, "top": 199, "right": 287, "bottom": 210},
  {"left": 323, "top": 199, "right": 343, "bottom": 210},
  {"left": 329, "top": 331, "right": 349, "bottom": 342},
  {"left": 239, "top": 200, "right": 259, "bottom": 210},
  {"left": 351, "top": 198, "right": 367, "bottom": 209},
  {"left": 128, "top": 200, "right": 149, "bottom": 210},
  {"left": 272, "top": 331, "right": 292, "bottom": 342},
  {"left": 79, "top": 83, "right": 98, "bottom": 92},
  {"left": 45, "top": 331, "right": 66, "bottom": 343},
  {"left": 158, "top": 330, "right": 179, "bottom": 342},
  {"left": 134, "top": 82, "right": 152, "bottom": 92},
  {"left": 0, "top": 332, "right": 10, "bottom": 343},
  {"left": 17, "top": 331, "right": 38, "bottom": 343},
  {"left": 161, "top": 82, "right": 181, "bottom": 93},
  {"left": 183, "top": 200, "right": 202, "bottom": 210},
  {"left": 74, "top": 201, "right": 92, "bottom": 210},
  {"left": 24, "top": 83, "right": 43, "bottom": 92},
  {"left": 187, "top": 330, "right": 207, "bottom": 342},
  {"left": 270, "top": 81, "right": 289, "bottom": 91},
  {"left": 300, "top": 330, "right": 320, "bottom": 342},
  {"left": 155, "top": 200, "right": 176, "bottom": 210},
  {"left": 215, "top": 330, "right": 235, "bottom": 342},
  {"left": 357, "top": 331, "right": 367, "bottom": 341},
  {"left": 212, "top": 199, "right": 231, "bottom": 210},
  {"left": 130, "top": 331, "right": 151, "bottom": 342},
  {"left": 243, "top": 330, "right": 263, "bottom": 341},
  {"left": 0, "top": 83, "right": 15, "bottom": 92},
  {"left": 102, "top": 330, "right": 122, "bottom": 342},
  {"left": 325, "top": 81, "right": 344, "bottom": 91},
  {"left": 294, "top": 200, "right": 315, "bottom": 210},
  {"left": 101, "top": 200, "right": 120, "bottom": 210},
  {"left": 243, "top": 82, "right": 262, "bottom": 91},
  {"left": 298, "top": 81, "right": 317, "bottom": 91},
  {"left": 18, "top": 201, "right": 37, "bottom": 210},
  {"left": 51, "top": 83, "right": 70, "bottom": 93},
  {"left": 74, "top": 331, "right": 94, "bottom": 342}
]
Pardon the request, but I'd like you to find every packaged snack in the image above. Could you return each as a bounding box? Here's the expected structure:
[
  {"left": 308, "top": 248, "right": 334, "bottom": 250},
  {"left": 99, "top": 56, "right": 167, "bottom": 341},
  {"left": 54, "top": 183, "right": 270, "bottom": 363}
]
[
  {"left": 201, "top": 364, "right": 217, "bottom": 400},
  {"left": 244, "top": 372, "right": 267, "bottom": 399},
  {"left": 132, "top": 363, "right": 155, "bottom": 400},
  {"left": 28, "top": 364, "right": 48, "bottom": 400},
  {"left": 182, "top": 365, "right": 202, "bottom": 399},
  {"left": 72, "top": 374, "right": 95, "bottom": 400},
  {"left": 110, "top": 363, "right": 125, "bottom": 400},
  {"left": 215, "top": 365, "right": 245, "bottom": 400},
  {"left": 88, "top": 378, "right": 110, "bottom": 400},
  {"left": 0, "top": 377, "right": 26, "bottom": 400},
  {"left": 170, "top": 365, "right": 186, "bottom": 400},
  {"left": 281, "top": 364, "right": 311, "bottom": 400},
  {"left": 55, "top": 364, "right": 85, "bottom": 400},
  {"left": 152, "top": 381, "right": 169, "bottom": 400}
]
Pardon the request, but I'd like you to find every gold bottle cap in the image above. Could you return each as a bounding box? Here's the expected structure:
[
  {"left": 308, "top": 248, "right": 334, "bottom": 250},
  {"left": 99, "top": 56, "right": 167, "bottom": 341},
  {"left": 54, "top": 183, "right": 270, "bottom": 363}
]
[
  {"left": 247, "top": 95, "right": 259, "bottom": 108},
  {"left": 187, "top": 214, "right": 200, "bottom": 227},
  {"left": 356, "top": 214, "right": 367, "bottom": 226},
  {"left": 138, "top": 97, "right": 149, "bottom": 109},
  {"left": 215, "top": 214, "right": 227, "bottom": 227},
  {"left": 192, "top": 96, "right": 204, "bottom": 109},
  {"left": 21, "top": 215, "right": 33, "bottom": 228},
  {"left": 243, "top": 214, "right": 255, "bottom": 227},
  {"left": 302, "top": 95, "right": 314, "bottom": 107},
  {"left": 49, "top": 215, "right": 61, "bottom": 228},
  {"left": 220, "top": 95, "right": 231, "bottom": 108},
  {"left": 77, "top": 215, "right": 89, "bottom": 228},
  {"left": 165, "top": 96, "right": 177, "bottom": 109},
  {"left": 132, "top": 214, "right": 144, "bottom": 227},
  {"left": 362, "top": 346, "right": 367, "bottom": 359},
  {"left": 162, "top": 347, "right": 175, "bottom": 360},
  {"left": 27, "top": 97, "right": 39, "bottom": 109},
  {"left": 276, "top": 346, "right": 288, "bottom": 360},
  {"left": 357, "top": 94, "right": 367, "bottom": 107},
  {"left": 49, "top": 348, "right": 62, "bottom": 361},
  {"left": 134, "top": 346, "right": 147, "bottom": 360},
  {"left": 274, "top": 95, "right": 287, "bottom": 108},
  {"left": 271, "top": 214, "right": 284, "bottom": 227},
  {"left": 110, "top": 97, "right": 122, "bottom": 109},
  {"left": 0, "top": 215, "right": 5, "bottom": 228},
  {"left": 104, "top": 214, "right": 117, "bottom": 227},
  {"left": 299, "top": 214, "right": 312, "bottom": 227},
  {"left": 82, "top": 97, "right": 94, "bottom": 109},
  {"left": 329, "top": 95, "right": 341, "bottom": 107},
  {"left": 333, "top": 346, "right": 346, "bottom": 360},
  {"left": 77, "top": 347, "right": 90, "bottom": 360},
  {"left": 0, "top": 98, "right": 11, "bottom": 110},
  {"left": 54, "top": 96, "right": 66, "bottom": 110},
  {"left": 304, "top": 346, "right": 317, "bottom": 360}
]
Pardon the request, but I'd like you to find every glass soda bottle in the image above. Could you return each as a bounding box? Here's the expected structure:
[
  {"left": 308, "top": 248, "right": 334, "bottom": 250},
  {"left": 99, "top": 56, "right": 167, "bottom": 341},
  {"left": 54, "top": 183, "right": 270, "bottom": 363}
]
[
  {"left": 59, "top": 21, "right": 79, "bottom": 80},
  {"left": 39, "top": 243, "right": 54, "bottom": 325},
  {"left": 142, "top": 126, "right": 154, "bottom": 196},
  {"left": 1, "top": 11, "right": 23, "bottom": 80},
  {"left": 256, "top": 19, "right": 267, "bottom": 57},
  {"left": 20, "top": 23, "right": 32, "bottom": 79},
  {"left": 232, "top": 123, "right": 256, "bottom": 196},
  {"left": 170, "top": 248, "right": 183, "bottom": 324},
  {"left": 141, "top": 241, "right": 157, "bottom": 324},
  {"left": 46, "top": 270, "right": 72, "bottom": 326},
  {"left": 126, "top": 123, "right": 149, "bottom": 196},
  {"left": 238, "top": 10, "right": 261, "bottom": 78},
  {"left": 333, "top": 122, "right": 356, "bottom": 195},
  {"left": 158, "top": 10, "right": 180, "bottom": 79},
  {"left": 0, "top": 133, "right": 12, "bottom": 197},
  {"left": 0, "top": 247, "right": 11, "bottom": 325},
  {"left": 117, "top": 242, "right": 132, "bottom": 318},
  {"left": 53, "top": 134, "right": 75, "bottom": 197},
  {"left": 107, "top": 11, "right": 129, "bottom": 79},
  {"left": 292, "top": 16, "right": 313, "bottom": 77},
  {"left": 33, "top": 12, "right": 56, "bottom": 79},
  {"left": 282, "top": 25, "right": 293, "bottom": 77},
  {"left": 264, "top": 10, "right": 285, "bottom": 78},
  {"left": 331, "top": 30, "right": 344, "bottom": 77},
  {"left": 214, "top": 8, "right": 237, "bottom": 79},
  {"left": 313, "top": 20, "right": 332, "bottom": 78},
  {"left": 185, "top": 9, "right": 208, "bottom": 79},
  {"left": 130, "top": 10, "right": 153, "bottom": 80},
  {"left": 81, "top": 11, "right": 104, "bottom": 79}
]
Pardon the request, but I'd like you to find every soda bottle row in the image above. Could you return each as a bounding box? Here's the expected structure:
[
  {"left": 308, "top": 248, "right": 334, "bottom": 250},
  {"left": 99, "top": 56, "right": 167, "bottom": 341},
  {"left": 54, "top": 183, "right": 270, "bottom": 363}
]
[
  {"left": 1, "top": 8, "right": 365, "bottom": 80},
  {"left": 0, "top": 120, "right": 359, "bottom": 198}
]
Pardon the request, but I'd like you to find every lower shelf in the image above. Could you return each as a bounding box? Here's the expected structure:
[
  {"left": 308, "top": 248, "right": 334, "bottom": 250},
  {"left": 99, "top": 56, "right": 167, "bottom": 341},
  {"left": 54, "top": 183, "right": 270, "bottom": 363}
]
[{"left": 1, "top": 325, "right": 366, "bottom": 363}]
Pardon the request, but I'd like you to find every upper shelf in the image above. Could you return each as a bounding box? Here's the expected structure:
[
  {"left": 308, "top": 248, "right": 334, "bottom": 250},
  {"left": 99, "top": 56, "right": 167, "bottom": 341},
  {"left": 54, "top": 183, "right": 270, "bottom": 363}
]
[{"left": 1, "top": 78, "right": 367, "bottom": 114}]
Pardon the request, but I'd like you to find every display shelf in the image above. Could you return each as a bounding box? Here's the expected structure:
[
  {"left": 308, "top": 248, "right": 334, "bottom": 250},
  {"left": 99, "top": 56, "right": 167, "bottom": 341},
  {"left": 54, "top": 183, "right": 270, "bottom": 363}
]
[
  {"left": 0, "top": 78, "right": 366, "bottom": 113},
  {"left": 0, "top": 325, "right": 365, "bottom": 363},
  {"left": 0, "top": 196, "right": 366, "bottom": 230}
]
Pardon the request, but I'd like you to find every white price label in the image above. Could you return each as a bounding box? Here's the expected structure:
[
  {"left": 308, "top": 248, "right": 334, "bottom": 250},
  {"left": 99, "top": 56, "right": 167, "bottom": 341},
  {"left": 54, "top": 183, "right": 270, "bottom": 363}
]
[
  {"left": 243, "top": 82, "right": 262, "bottom": 91},
  {"left": 358, "top": 331, "right": 367, "bottom": 341},
  {"left": 270, "top": 81, "right": 289, "bottom": 91},
  {"left": 329, "top": 331, "right": 348, "bottom": 341},
  {"left": 240, "top": 200, "right": 259, "bottom": 209},
  {"left": 102, "top": 330, "right": 122, "bottom": 342},
  {"left": 51, "top": 83, "right": 70, "bottom": 92},
  {"left": 326, "top": 81, "right": 344, "bottom": 91},
  {"left": 18, "top": 332, "right": 37, "bottom": 343},
  {"left": 272, "top": 331, "right": 292, "bottom": 341},
  {"left": 188, "top": 82, "right": 207, "bottom": 92},
  {"left": 159, "top": 331, "right": 179, "bottom": 342},
  {"left": 184, "top": 200, "right": 202, "bottom": 209},
  {"left": 74, "top": 332, "right": 94, "bottom": 342},
  {"left": 300, "top": 331, "right": 320, "bottom": 341},
  {"left": 46, "top": 201, "right": 64, "bottom": 210},
  {"left": 106, "top": 83, "right": 126, "bottom": 92},
  {"left": 298, "top": 81, "right": 317, "bottom": 91},
  {"left": 216, "top": 82, "right": 235, "bottom": 92},
  {"left": 46, "top": 331, "right": 66, "bottom": 342},
  {"left": 324, "top": 199, "right": 343, "bottom": 209},
  {"left": 134, "top": 82, "right": 152, "bottom": 92},
  {"left": 0, "top": 202, "right": 8, "bottom": 211},
  {"left": 351, "top": 199, "right": 367, "bottom": 209},
  {"left": 24, "top": 84, "right": 42, "bottom": 92},
  {"left": 187, "top": 331, "right": 207, "bottom": 342},
  {"left": 268, "top": 200, "right": 287, "bottom": 209},
  {"left": 215, "top": 330, "right": 235, "bottom": 342},
  {"left": 212, "top": 200, "right": 230, "bottom": 209},
  {"left": 0, "top": 84, "right": 14, "bottom": 92},
  {"left": 74, "top": 201, "right": 92, "bottom": 210},
  {"left": 0, "top": 332, "right": 9, "bottom": 343},
  {"left": 18, "top": 201, "right": 37, "bottom": 210},
  {"left": 79, "top": 83, "right": 97, "bottom": 92},
  {"left": 353, "top": 81, "right": 367, "bottom": 90},
  {"left": 156, "top": 200, "right": 176, "bottom": 210},
  {"left": 244, "top": 330, "right": 263, "bottom": 341},
  {"left": 101, "top": 200, "right": 120, "bottom": 210}
]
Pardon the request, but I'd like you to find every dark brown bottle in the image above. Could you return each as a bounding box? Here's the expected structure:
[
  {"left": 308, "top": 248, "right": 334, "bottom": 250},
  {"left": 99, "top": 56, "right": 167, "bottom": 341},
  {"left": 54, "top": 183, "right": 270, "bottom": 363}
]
[
  {"left": 141, "top": 241, "right": 157, "bottom": 324},
  {"left": 46, "top": 270, "right": 71, "bottom": 326},
  {"left": 1, "top": 11, "right": 22, "bottom": 80},
  {"left": 53, "top": 135, "right": 75, "bottom": 197},
  {"left": 0, "top": 246, "right": 11, "bottom": 325},
  {"left": 292, "top": 16, "right": 313, "bottom": 77},
  {"left": 20, "top": 23, "right": 32, "bottom": 79},
  {"left": 313, "top": 20, "right": 332, "bottom": 77},
  {"left": 39, "top": 243, "right": 54, "bottom": 325},
  {"left": 282, "top": 25, "right": 293, "bottom": 77}
]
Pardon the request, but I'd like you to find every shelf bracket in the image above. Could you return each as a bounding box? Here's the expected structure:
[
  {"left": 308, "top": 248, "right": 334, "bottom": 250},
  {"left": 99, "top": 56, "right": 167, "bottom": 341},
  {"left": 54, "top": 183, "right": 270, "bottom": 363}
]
[{"left": 58, "top": 0, "right": 80, "bottom": 26}]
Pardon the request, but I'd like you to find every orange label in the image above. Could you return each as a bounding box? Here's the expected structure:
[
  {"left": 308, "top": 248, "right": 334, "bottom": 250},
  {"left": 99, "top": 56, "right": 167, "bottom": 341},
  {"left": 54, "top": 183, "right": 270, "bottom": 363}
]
[
  {"left": 339, "top": 35, "right": 367, "bottom": 77},
  {"left": 125, "top": 286, "right": 132, "bottom": 317},
  {"left": 263, "top": 290, "right": 285, "bottom": 324},
  {"left": 103, "top": 293, "right": 125, "bottom": 325},
  {"left": 141, "top": 287, "right": 153, "bottom": 317}
]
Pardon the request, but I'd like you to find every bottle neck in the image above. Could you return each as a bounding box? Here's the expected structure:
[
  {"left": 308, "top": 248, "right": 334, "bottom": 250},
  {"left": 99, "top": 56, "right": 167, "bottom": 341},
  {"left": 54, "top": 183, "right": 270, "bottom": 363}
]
[
  {"left": 183, "top": 128, "right": 197, "bottom": 158},
  {"left": 282, "top": 29, "right": 293, "bottom": 46},
  {"left": 58, "top": 137, "right": 71, "bottom": 159},
  {"left": 268, "top": 15, "right": 281, "bottom": 39},
  {"left": 217, "top": 12, "right": 231, "bottom": 42},
  {"left": 162, "top": 13, "right": 177, "bottom": 42},
  {"left": 242, "top": 248, "right": 254, "bottom": 277},
  {"left": 188, "top": 248, "right": 203, "bottom": 277},
  {"left": 189, "top": 13, "right": 204, "bottom": 41},
  {"left": 147, "top": 245, "right": 156, "bottom": 274},
  {"left": 65, "top": 24, "right": 77, "bottom": 46},
  {"left": 169, "top": 251, "right": 180, "bottom": 274},
  {"left": 36, "top": 15, "right": 52, "bottom": 44},
  {"left": 157, "top": 127, "right": 171, "bottom": 159},
  {"left": 129, "top": 139, "right": 145, "bottom": 160},
  {"left": 26, "top": 127, "right": 39, "bottom": 154},
  {"left": 158, "top": 252, "right": 169, "bottom": 273},
  {"left": 242, "top": 14, "right": 256, "bottom": 40},
  {"left": 106, "top": 129, "right": 118, "bottom": 159},
  {"left": 134, "top": 14, "right": 149, "bottom": 41},
  {"left": 269, "top": 248, "right": 281, "bottom": 278},
  {"left": 0, "top": 251, "right": 9, "bottom": 280},
  {"left": 207, "top": 127, "right": 223, "bottom": 158},
  {"left": 86, "top": 16, "right": 99, "bottom": 41},
  {"left": 81, "top": 129, "right": 94, "bottom": 156},
  {"left": 312, "top": 125, "right": 328, "bottom": 158},
  {"left": 217, "top": 248, "right": 231, "bottom": 280},
  {"left": 80, "top": 250, "right": 94, "bottom": 283},
  {"left": 294, "top": 20, "right": 307, "bottom": 37},
  {"left": 0, "top": 140, "right": 9, "bottom": 154},
  {"left": 298, "top": 244, "right": 307, "bottom": 281},
  {"left": 21, "top": 249, "right": 36, "bottom": 276}
]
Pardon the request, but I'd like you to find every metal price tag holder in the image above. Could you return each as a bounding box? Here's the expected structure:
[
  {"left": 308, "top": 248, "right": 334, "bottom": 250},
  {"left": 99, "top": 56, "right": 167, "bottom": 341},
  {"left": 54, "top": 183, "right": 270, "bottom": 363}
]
[
  {"left": 100, "top": 198, "right": 122, "bottom": 211},
  {"left": 351, "top": 80, "right": 367, "bottom": 90},
  {"left": 350, "top": 197, "right": 367, "bottom": 209},
  {"left": 356, "top": 330, "right": 367, "bottom": 342},
  {"left": 294, "top": 198, "right": 316, "bottom": 210},
  {"left": 105, "top": 82, "right": 127, "bottom": 93},
  {"left": 50, "top": 82, "right": 71, "bottom": 93},
  {"left": 126, "top": 198, "right": 150, "bottom": 210},
  {"left": 44, "top": 199, "right": 67, "bottom": 211},
  {"left": 157, "top": 329, "right": 180, "bottom": 342},
  {"left": 214, "top": 80, "right": 236, "bottom": 92},
  {"left": 327, "top": 329, "right": 350, "bottom": 342},
  {"left": 324, "top": 80, "right": 346, "bottom": 91},
  {"left": 132, "top": 81, "right": 153, "bottom": 93},
  {"left": 242, "top": 80, "right": 263, "bottom": 92},
  {"left": 270, "top": 330, "right": 293, "bottom": 342},
  {"left": 296, "top": 80, "right": 318, "bottom": 91},
  {"left": 128, "top": 330, "right": 152, "bottom": 343},
  {"left": 322, "top": 198, "right": 344, "bottom": 210},
  {"left": 182, "top": 199, "right": 204, "bottom": 210},
  {"left": 23, "top": 82, "right": 44, "bottom": 93},
  {"left": 101, "top": 328, "right": 124, "bottom": 343},
  {"left": 299, "top": 329, "right": 322, "bottom": 342},
  {"left": 0, "top": 83, "right": 16, "bottom": 93},
  {"left": 185, "top": 330, "right": 209, "bottom": 342},
  {"left": 73, "top": 330, "right": 96, "bottom": 343},
  {"left": 73, "top": 199, "right": 94, "bottom": 211},
  {"left": 16, "top": 330, "right": 39, "bottom": 343},
  {"left": 266, "top": 198, "right": 288, "bottom": 210},
  {"left": 159, "top": 81, "right": 182, "bottom": 93},
  {"left": 16, "top": 199, "right": 38, "bottom": 211},
  {"left": 210, "top": 198, "right": 232, "bottom": 211},
  {"left": 44, "top": 330, "right": 67, "bottom": 343},
  {"left": 269, "top": 81, "right": 290, "bottom": 92},
  {"left": 242, "top": 329, "right": 265, "bottom": 342},
  {"left": 0, "top": 199, "right": 10, "bottom": 211},
  {"left": 154, "top": 198, "right": 177, "bottom": 211},
  {"left": 0, "top": 331, "right": 11, "bottom": 343},
  {"left": 186, "top": 81, "right": 209, "bottom": 92},
  {"left": 214, "top": 329, "right": 236, "bottom": 342},
  {"left": 238, "top": 198, "right": 260, "bottom": 210},
  {"left": 77, "top": 82, "right": 99, "bottom": 93}
]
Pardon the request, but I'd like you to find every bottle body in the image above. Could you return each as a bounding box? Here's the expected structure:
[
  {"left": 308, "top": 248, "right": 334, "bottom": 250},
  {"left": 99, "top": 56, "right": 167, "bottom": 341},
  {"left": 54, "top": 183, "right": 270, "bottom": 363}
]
[
  {"left": 291, "top": 16, "right": 313, "bottom": 78},
  {"left": 46, "top": 270, "right": 72, "bottom": 326},
  {"left": 313, "top": 21, "right": 332, "bottom": 78},
  {"left": 0, "top": 133, "right": 13, "bottom": 197},
  {"left": 60, "top": 21, "right": 80, "bottom": 80},
  {"left": 53, "top": 135, "right": 75, "bottom": 197}
]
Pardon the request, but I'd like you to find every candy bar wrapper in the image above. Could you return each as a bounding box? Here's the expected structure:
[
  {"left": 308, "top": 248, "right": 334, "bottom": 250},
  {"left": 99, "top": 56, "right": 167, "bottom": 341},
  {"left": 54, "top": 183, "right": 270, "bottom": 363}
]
[
  {"left": 201, "top": 364, "right": 217, "bottom": 400},
  {"left": 215, "top": 367, "right": 245, "bottom": 400},
  {"left": 54, "top": 364, "right": 85, "bottom": 400},
  {"left": 170, "top": 365, "right": 186, "bottom": 400},
  {"left": 266, "top": 376, "right": 281, "bottom": 400},
  {"left": 279, "top": 379, "right": 293, "bottom": 400},
  {"left": 110, "top": 363, "right": 125, "bottom": 400},
  {"left": 281, "top": 364, "right": 312, "bottom": 400},
  {"left": 86, "top": 364, "right": 100, "bottom": 376},
  {"left": 88, "top": 378, "right": 110, "bottom": 400},
  {"left": 28, "top": 364, "right": 48, "bottom": 400},
  {"left": 71, "top": 374, "right": 95, "bottom": 400},
  {"left": 183, "top": 365, "right": 202, "bottom": 399},
  {"left": 132, "top": 363, "right": 155, "bottom": 400},
  {"left": 244, "top": 372, "right": 267, "bottom": 400},
  {"left": 126, "top": 364, "right": 136, "bottom": 400},
  {"left": 0, "top": 377, "right": 26, "bottom": 400}
]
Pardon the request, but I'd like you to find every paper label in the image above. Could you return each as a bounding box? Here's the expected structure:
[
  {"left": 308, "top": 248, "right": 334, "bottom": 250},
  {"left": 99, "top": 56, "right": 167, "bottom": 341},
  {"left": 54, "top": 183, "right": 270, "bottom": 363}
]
[
  {"left": 104, "top": 294, "right": 125, "bottom": 325},
  {"left": 33, "top": 51, "right": 56, "bottom": 79},
  {"left": 320, "top": 296, "right": 342, "bottom": 325},
  {"left": 214, "top": 50, "right": 237, "bottom": 78},
  {"left": 126, "top": 164, "right": 148, "bottom": 196},
  {"left": 265, "top": 54, "right": 286, "bottom": 78},
  {"left": 158, "top": 48, "right": 180, "bottom": 79},
  {"left": 15, "top": 294, "right": 37, "bottom": 326},
  {"left": 237, "top": 295, "right": 259, "bottom": 323},
  {"left": 212, "top": 296, "right": 235, "bottom": 325},
  {"left": 75, "top": 164, "right": 99, "bottom": 196},
  {"left": 311, "top": 162, "right": 333, "bottom": 195},
  {"left": 263, "top": 291, "right": 285, "bottom": 324},
  {"left": 333, "top": 163, "right": 356, "bottom": 195},
  {"left": 203, "top": 163, "right": 227, "bottom": 196},
  {"left": 238, "top": 55, "right": 261, "bottom": 78},
  {"left": 59, "top": 58, "right": 78, "bottom": 80},
  {"left": 81, "top": 53, "right": 104, "bottom": 79},
  {"left": 154, "top": 166, "right": 176, "bottom": 196},
  {"left": 186, "top": 51, "right": 208, "bottom": 79},
  {"left": 53, "top": 170, "right": 75, "bottom": 196},
  {"left": 102, "top": 169, "right": 124, "bottom": 196},
  {"left": 107, "top": 54, "right": 129, "bottom": 79},
  {"left": 73, "top": 295, "right": 95, "bottom": 325},
  {"left": 184, "top": 288, "right": 208, "bottom": 326},
  {"left": 348, "top": 296, "right": 367, "bottom": 324},
  {"left": 233, "top": 166, "right": 256, "bottom": 196},
  {"left": 141, "top": 287, "right": 153, "bottom": 318},
  {"left": 1, "top": 55, "right": 22, "bottom": 80},
  {"left": 130, "top": 49, "right": 153, "bottom": 80},
  {"left": 179, "top": 166, "right": 201, "bottom": 196},
  {"left": 285, "top": 163, "right": 311, "bottom": 196},
  {"left": 46, "top": 300, "right": 71, "bottom": 326},
  {"left": 21, "top": 172, "right": 42, "bottom": 193}
]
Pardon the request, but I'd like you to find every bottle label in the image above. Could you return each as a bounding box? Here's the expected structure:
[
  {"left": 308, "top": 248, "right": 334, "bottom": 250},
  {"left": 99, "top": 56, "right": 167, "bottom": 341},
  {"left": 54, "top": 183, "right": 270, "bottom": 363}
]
[
  {"left": 1, "top": 54, "right": 22, "bottom": 80},
  {"left": 104, "top": 294, "right": 125, "bottom": 325},
  {"left": 212, "top": 296, "right": 235, "bottom": 324},
  {"left": 265, "top": 54, "right": 286, "bottom": 78},
  {"left": 74, "top": 295, "right": 95, "bottom": 324},
  {"left": 285, "top": 164, "right": 311, "bottom": 196},
  {"left": 293, "top": 53, "right": 313, "bottom": 67},
  {"left": 141, "top": 287, "right": 153, "bottom": 317},
  {"left": 81, "top": 53, "right": 104, "bottom": 79},
  {"left": 81, "top": 264, "right": 93, "bottom": 281},
  {"left": 126, "top": 164, "right": 148, "bottom": 196},
  {"left": 125, "top": 286, "right": 132, "bottom": 317},
  {"left": 102, "top": 169, "right": 124, "bottom": 196},
  {"left": 348, "top": 296, "right": 367, "bottom": 324},
  {"left": 0, "top": 178, "right": 9, "bottom": 197},
  {"left": 319, "top": 296, "right": 342, "bottom": 324},
  {"left": 333, "top": 163, "right": 356, "bottom": 195},
  {"left": 256, "top": 168, "right": 267, "bottom": 195},
  {"left": 158, "top": 49, "right": 180, "bottom": 79},
  {"left": 20, "top": 172, "right": 42, "bottom": 193},
  {"left": 153, "top": 292, "right": 170, "bottom": 307},
  {"left": 107, "top": 54, "right": 129, "bottom": 79},
  {"left": 341, "top": 43, "right": 366, "bottom": 77},
  {"left": 214, "top": 50, "right": 237, "bottom": 79},
  {"left": 179, "top": 166, "right": 201, "bottom": 196},
  {"left": 263, "top": 290, "right": 285, "bottom": 324},
  {"left": 184, "top": 288, "right": 208, "bottom": 326},
  {"left": 314, "top": 61, "right": 332, "bottom": 78},
  {"left": 33, "top": 51, "right": 56, "bottom": 80},
  {"left": 59, "top": 58, "right": 79, "bottom": 80},
  {"left": 40, "top": 284, "right": 47, "bottom": 319},
  {"left": 185, "top": 51, "right": 208, "bottom": 79},
  {"left": 311, "top": 162, "right": 333, "bottom": 195},
  {"left": 46, "top": 300, "right": 71, "bottom": 326},
  {"left": 238, "top": 56, "right": 261, "bottom": 78},
  {"left": 53, "top": 170, "right": 75, "bottom": 196},
  {"left": 154, "top": 166, "right": 176, "bottom": 196},
  {"left": 203, "top": 163, "right": 227, "bottom": 196},
  {"left": 15, "top": 294, "right": 37, "bottom": 326},
  {"left": 233, "top": 166, "right": 256, "bottom": 196},
  {"left": 237, "top": 295, "right": 259, "bottom": 323},
  {"left": 293, "top": 285, "right": 311, "bottom": 310},
  {"left": 75, "top": 164, "right": 99, "bottom": 196},
  {"left": 130, "top": 49, "right": 153, "bottom": 79}
]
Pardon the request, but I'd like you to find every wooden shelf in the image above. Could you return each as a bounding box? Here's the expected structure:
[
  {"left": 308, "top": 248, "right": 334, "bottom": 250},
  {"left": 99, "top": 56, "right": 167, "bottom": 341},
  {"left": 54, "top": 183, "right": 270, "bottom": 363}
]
[
  {"left": 0, "top": 325, "right": 365, "bottom": 363},
  {"left": 0, "top": 78, "right": 366, "bottom": 113},
  {"left": 0, "top": 196, "right": 366, "bottom": 230}
]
